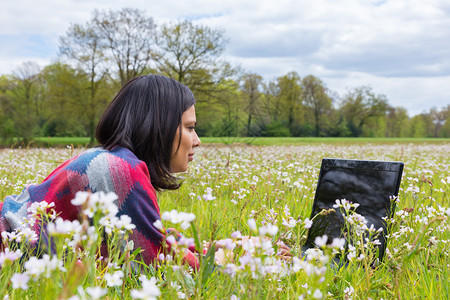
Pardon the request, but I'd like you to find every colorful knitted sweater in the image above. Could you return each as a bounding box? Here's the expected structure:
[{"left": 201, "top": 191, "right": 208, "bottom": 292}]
[{"left": 0, "top": 146, "right": 199, "bottom": 268}]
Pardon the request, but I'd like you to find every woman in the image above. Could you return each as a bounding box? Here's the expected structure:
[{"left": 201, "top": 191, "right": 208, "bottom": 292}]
[{"left": 0, "top": 74, "right": 201, "bottom": 268}]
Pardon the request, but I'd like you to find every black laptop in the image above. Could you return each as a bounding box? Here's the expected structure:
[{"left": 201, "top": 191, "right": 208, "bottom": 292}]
[{"left": 303, "top": 158, "right": 404, "bottom": 263}]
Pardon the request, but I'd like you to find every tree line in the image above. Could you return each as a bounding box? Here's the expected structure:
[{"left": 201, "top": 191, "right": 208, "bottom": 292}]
[{"left": 0, "top": 8, "right": 449, "bottom": 145}]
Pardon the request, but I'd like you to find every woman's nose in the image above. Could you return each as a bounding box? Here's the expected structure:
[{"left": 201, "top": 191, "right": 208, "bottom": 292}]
[{"left": 193, "top": 132, "right": 201, "bottom": 147}]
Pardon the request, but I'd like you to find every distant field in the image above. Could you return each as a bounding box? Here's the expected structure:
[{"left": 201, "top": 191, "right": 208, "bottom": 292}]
[{"left": 27, "top": 136, "right": 450, "bottom": 147}]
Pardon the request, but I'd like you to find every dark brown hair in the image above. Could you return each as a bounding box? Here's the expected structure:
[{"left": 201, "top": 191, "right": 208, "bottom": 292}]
[{"left": 96, "top": 74, "right": 196, "bottom": 191}]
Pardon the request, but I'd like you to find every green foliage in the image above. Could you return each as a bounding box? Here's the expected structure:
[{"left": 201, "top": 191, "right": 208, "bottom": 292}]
[{"left": 261, "top": 121, "right": 291, "bottom": 137}]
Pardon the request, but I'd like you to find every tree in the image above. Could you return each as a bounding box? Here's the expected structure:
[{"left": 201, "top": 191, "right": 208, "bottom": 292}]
[
  {"left": 0, "top": 75, "right": 15, "bottom": 143},
  {"left": 39, "top": 62, "right": 90, "bottom": 136},
  {"left": 7, "top": 62, "right": 42, "bottom": 143},
  {"left": 340, "top": 86, "right": 389, "bottom": 137},
  {"left": 93, "top": 8, "right": 158, "bottom": 86},
  {"left": 240, "top": 73, "right": 263, "bottom": 136},
  {"left": 59, "top": 21, "right": 109, "bottom": 143},
  {"left": 302, "top": 75, "right": 332, "bottom": 136},
  {"left": 276, "top": 72, "right": 303, "bottom": 136},
  {"left": 156, "top": 20, "right": 231, "bottom": 99},
  {"left": 430, "top": 106, "right": 448, "bottom": 137},
  {"left": 386, "top": 107, "right": 409, "bottom": 137}
]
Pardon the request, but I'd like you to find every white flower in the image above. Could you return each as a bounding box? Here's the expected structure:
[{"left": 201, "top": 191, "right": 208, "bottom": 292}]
[
  {"left": 72, "top": 191, "right": 119, "bottom": 219},
  {"left": 161, "top": 210, "right": 195, "bottom": 228},
  {"left": 216, "top": 238, "right": 236, "bottom": 250},
  {"left": 24, "top": 254, "right": 64, "bottom": 279},
  {"left": 85, "top": 286, "right": 107, "bottom": 299},
  {"left": 231, "top": 231, "right": 242, "bottom": 239},
  {"left": 116, "top": 215, "right": 136, "bottom": 231},
  {"left": 282, "top": 217, "right": 296, "bottom": 228},
  {"left": 178, "top": 237, "right": 195, "bottom": 248},
  {"left": 247, "top": 218, "right": 257, "bottom": 232},
  {"left": 104, "top": 270, "right": 124, "bottom": 287},
  {"left": 344, "top": 285, "right": 354, "bottom": 297},
  {"left": 223, "top": 263, "right": 238, "bottom": 277},
  {"left": 166, "top": 235, "right": 177, "bottom": 246},
  {"left": 303, "top": 218, "right": 313, "bottom": 229},
  {"left": 153, "top": 220, "right": 164, "bottom": 231},
  {"left": 312, "top": 289, "right": 323, "bottom": 299},
  {"left": 27, "top": 201, "right": 55, "bottom": 216},
  {"left": 333, "top": 199, "right": 360, "bottom": 210},
  {"left": 11, "top": 273, "right": 29, "bottom": 290},
  {"left": 131, "top": 276, "right": 161, "bottom": 299},
  {"left": 259, "top": 223, "right": 278, "bottom": 236},
  {"left": 331, "top": 238, "right": 346, "bottom": 249},
  {"left": 0, "top": 248, "right": 22, "bottom": 266},
  {"left": 315, "top": 235, "right": 328, "bottom": 248},
  {"left": 47, "top": 217, "right": 82, "bottom": 235},
  {"left": 202, "top": 187, "right": 216, "bottom": 201},
  {"left": 71, "top": 191, "right": 90, "bottom": 206}
]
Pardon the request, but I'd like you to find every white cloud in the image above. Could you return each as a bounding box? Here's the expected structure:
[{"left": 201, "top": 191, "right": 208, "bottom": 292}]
[{"left": 0, "top": 0, "right": 449, "bottom": 115}]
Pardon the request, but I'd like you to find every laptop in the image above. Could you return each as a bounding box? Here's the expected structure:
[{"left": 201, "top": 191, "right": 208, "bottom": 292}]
[{"left": 303, "top": 158, "right": 404, "bottom": 263}]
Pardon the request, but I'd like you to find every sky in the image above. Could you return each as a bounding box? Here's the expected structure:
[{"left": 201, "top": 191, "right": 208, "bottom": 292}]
[{"left": 1, "top": 0, "right": 450, "bottom": 116}]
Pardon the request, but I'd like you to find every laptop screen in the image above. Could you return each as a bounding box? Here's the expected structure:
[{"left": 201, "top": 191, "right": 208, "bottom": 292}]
[{"left": 304, "top": 158, "right": 404, "bottom": 261}]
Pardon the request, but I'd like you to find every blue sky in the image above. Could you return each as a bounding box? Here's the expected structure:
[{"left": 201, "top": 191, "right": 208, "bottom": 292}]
[{"left": 1, "top": 0, "right": 449, "bottom": 116}]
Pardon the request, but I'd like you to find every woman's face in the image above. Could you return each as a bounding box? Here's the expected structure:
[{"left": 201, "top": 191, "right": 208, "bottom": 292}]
[{"left": 170, "top": 105, "right": 201, "bottom": 173}]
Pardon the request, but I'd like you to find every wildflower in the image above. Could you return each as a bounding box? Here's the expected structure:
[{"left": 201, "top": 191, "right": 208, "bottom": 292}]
[
  {"left": 216, "top": 238, "right": 236, "bottom": 250},
  {"left": 223, "top": 263, "right": 238, "bottom": 277},
  {"left": 315, "top": 235, "right": 328, "bottom": 248},
  {"left": 131, "top": 276, "right": 161, "bottom": 299},
  {"left": 24, "top": 254, "right": 64, "bottom": 279},
  {"left": 282, "top": 217, "right": 296, "bottom": 228},
  {"left": 247, "top": 218, "right": 257, "bottom": 232},
  {"left": 231, "top": 230, "right": 242, "bottom": 239},
  {"left": 153, "top": 220, "right": 164, "bottom": 231},
  {"left": 161, "top": 210, "right": 195, "bottom": 230},
  {"left": 333, "top": 199, "right": 359, "bottom": 210},
  {"left": 47, "top": 217, "right": 82, "bottom": 235},
  {"left": 11, "top": 273, "right": 30, "bottom": 290},
  {"left": 71, "top": 191, "right": 90, "bottom": 206},
  {"left": 85, "top": 286, "right": 107, "bottom": 299},
  {"left": 312, "top": 289, "right": 323, "bottom": 299},
  {"left": 344, "top": 286, "right": 354, "bottom": 299},
  {"left": 303, "top": 218, "right": 313, "bottom": 229},
  {"left": 0, "top": 248, "right": 22, "bottom": 266},
  {"left": 115, "top": 214, "right": 136, "bottom": 231},
  {"left": 178, "top": 237, "right": 195, "bottom": 248},
  {"left": 104, "top": 270, "right": 124, "bottom": 287},
  {"left": 259, "top": 223, "right": 278, "bottom": 236},
  {"left": 202, "top": 187, "right": 217, "bottom": 201},
  {"left": 330, "top": 238, "right": 345, "bottom": 249},
  {"left": 166, "top": 235, "right": 177, "bottom": 246},
  {"left": 27, "top": 201, "right": 55, "bottom": 216}
]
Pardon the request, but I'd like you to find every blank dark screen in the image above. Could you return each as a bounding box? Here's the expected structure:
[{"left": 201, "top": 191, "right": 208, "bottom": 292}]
[{"left": 305, "top": 159, "right": 403, "bottom": 261}]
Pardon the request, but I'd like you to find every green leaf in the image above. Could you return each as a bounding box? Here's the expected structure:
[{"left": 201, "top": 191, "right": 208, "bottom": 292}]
[
  {"left": 191, "top": 222, "right": 202, "bottom": 254},
  {"left": 201, "top": 243, "right": 216, "bottom": 287}
]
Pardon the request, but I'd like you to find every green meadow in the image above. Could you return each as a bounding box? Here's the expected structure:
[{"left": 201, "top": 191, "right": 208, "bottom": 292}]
[
  {"left": 0, "top": 141, "right": 449, "bottom": 299},
  {"left": 18, "top": 136, "right": 450, "bottom": 148}
]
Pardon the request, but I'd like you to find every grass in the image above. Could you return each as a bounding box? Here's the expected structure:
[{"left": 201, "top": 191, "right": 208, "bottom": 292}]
[
  {"left": 0, "top": 143, "right": 449, "bottom": 299},
  {"left": 12, "top": 136, "right": 450, "bottom": 148}
]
